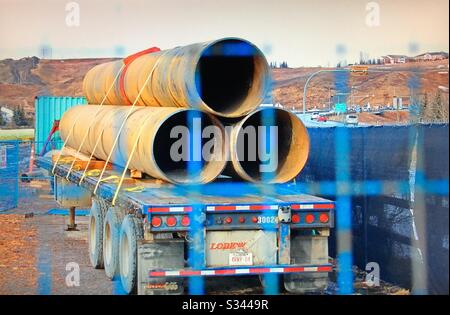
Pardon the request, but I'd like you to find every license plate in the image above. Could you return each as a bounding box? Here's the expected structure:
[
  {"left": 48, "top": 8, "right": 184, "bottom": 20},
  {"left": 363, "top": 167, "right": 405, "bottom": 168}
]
[{"left": 229, "top": 252, "right": 253, "bottom": 266}]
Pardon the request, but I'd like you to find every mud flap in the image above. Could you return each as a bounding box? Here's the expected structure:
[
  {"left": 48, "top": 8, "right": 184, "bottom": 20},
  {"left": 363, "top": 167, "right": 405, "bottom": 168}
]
[
  {"left": 284, "top": 235, "right": 329, "bottom": 293},
  {"left": 138, "top": 240, "right": 184, "bottom": 295}
]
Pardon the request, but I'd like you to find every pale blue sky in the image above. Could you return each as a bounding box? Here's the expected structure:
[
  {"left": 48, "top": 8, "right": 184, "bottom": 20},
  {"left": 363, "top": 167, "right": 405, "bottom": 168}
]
[{"left": 0, "top": 0, "right": 448, "bottom": 66}]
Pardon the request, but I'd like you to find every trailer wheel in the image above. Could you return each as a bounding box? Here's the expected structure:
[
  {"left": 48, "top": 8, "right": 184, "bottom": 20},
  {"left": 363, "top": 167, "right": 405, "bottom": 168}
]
[
  {"left": 103, "top": 207, "right": 123, "bottom": 279},
  {"left": 119, "top": 215, "right": 143, "bottom": 294},
  {"left": 89, "top": 199, "right": 104, "bottom": 269}
]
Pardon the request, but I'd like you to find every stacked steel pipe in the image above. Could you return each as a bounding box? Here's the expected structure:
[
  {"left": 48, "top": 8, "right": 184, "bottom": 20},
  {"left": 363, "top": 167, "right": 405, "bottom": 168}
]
[{"left": 59, "top": 38, "right": 310, "bottom": 184}]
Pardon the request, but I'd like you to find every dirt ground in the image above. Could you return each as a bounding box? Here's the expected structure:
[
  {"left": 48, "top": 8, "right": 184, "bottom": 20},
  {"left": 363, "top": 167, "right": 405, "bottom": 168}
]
[{"left": 0, "top": 180, "right": 409, "bottom": 295}]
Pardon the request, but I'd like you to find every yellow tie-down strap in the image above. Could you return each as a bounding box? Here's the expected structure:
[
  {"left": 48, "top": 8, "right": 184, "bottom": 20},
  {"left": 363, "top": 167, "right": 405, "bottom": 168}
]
[
  {"left": 55, "top": 156, "right": 77, "bottom": 164},
  {"left": 87, "top": 170, "right": 146, "bottom": 193},
  {"left": 85, "top": 169, "right": 102, "bottom": 177},
  {"left": 124, "top": 185, "right": 146, "bottom": 193}
]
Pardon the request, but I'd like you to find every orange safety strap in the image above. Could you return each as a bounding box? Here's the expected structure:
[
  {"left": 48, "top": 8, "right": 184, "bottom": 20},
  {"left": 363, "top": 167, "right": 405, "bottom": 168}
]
[{"left": 118, "top": 47, "right": 161, "bottom": 105}]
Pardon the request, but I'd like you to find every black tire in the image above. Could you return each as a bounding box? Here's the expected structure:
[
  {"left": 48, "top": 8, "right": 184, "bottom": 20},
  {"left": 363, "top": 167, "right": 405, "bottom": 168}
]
[
  {"left": 89, "top": 198, "right": 104, "bottom": 269},
  {"left": 119, "top": 215, "right": 143, "bottom": 294},
  {"left": 103, "top": 207, "right": 123, "bottom": 280}
]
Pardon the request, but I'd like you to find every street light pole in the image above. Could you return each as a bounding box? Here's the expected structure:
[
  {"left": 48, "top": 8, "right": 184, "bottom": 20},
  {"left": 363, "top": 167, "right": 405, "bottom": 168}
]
[
  {"left": 302, "top": 69, "right": 350, "bottom": 114},
  {"left": 301, "top": 67, "right": 409, "bottom": 115}
]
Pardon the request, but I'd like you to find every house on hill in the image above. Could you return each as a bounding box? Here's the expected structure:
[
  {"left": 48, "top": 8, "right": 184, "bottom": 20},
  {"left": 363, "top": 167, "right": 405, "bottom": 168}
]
[
  {"left": 0, "top": 106, "right": 14, "bottom": 123},
  {"left": 381, "top": 55, "right": 408, "bottom": 64},
  {"left": 414, "top": 52, "right": 449, "bottom": 62}
]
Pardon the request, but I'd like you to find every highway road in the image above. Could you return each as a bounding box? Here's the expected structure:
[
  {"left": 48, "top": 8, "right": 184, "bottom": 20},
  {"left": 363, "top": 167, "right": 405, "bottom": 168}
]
[{"left": 296, "top": 113, "right": 367, "bottom": 127}]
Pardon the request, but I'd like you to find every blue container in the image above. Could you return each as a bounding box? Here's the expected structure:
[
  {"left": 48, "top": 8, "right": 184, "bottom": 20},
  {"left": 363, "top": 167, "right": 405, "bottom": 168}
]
[{"left": 34, "top": 96, "right": 87, "bottom": 154}]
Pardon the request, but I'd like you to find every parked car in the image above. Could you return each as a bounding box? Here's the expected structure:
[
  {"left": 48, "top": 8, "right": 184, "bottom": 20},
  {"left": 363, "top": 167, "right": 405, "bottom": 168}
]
[
  {"left": 317, "top": 115, "right": 328, "bottom": 122},
  {"left": 311, "top": 112, "right": 320, "bottom": 120},
  {"left": 346, "top": 114, "right": 359, "bottom": 125}
]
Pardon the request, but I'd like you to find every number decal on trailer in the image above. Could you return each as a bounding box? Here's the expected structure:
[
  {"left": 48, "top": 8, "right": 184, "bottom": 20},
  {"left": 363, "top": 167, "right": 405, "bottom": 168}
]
[{"left": 257, "top": 216, "right": 277, "bottom": 224}]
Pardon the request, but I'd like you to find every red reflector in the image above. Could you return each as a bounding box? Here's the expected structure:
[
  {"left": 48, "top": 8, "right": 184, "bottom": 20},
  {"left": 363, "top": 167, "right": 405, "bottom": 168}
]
[
  {"left": 239, "top": 216, "right": 246, "bottom": 223},
  {"left": 151, "top": 217, "right": 162, "bottom": 228},
  {"left": 251, "top": 216, "right": 258, "bottom": 223},
  {"left": 181, "top": 216, "right": 190, "bottom": 226},
  {"left": 225, "top": 217, "right": 233, "bottom": 224},
  {"left": 166, "top": 216, "right": 177, "bottom": 227},
  {"left": 319, "top": 213, "right": 329, "bottom": 223},
  {"left": 305, "top": 214, "right": 315, "bottom": 224},
  {"left": 291, "top": 214, "right": 300, "bottom": 224}
]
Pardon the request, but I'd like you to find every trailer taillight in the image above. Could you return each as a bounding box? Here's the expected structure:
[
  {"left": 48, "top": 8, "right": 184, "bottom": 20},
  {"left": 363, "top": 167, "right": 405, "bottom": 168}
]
[
  {"left": 291, "top": 214, "right": 300, "bottom": 224},
  {"left": 319, "top": 213, "right": 329, "bottom": 223},
  {"left": 305, "top": 214, "right": 315, "bottom": 224},
  {"left": 238, "top": 216, "right": 246, "bottom": 223},
  {"left": 151, "top": 216, "right": 162, "bottom": 228},
  {"left": 166, "top": 216, "right": 177, "bottom": 227},
  {"left": 181, "top": 216, "right": 190, "bottom": 226},
  {"left": 225, "top": 217, "right": 233, "bottom": 224},
  {"left": 251, "top": 216, "right": 258, "bottom": 223}
]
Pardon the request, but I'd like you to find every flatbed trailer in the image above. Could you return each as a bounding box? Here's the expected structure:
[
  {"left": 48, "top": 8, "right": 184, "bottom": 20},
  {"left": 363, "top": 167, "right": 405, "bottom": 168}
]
[{"left": 36, "top": 155, "right": 335, "bottom": 295}]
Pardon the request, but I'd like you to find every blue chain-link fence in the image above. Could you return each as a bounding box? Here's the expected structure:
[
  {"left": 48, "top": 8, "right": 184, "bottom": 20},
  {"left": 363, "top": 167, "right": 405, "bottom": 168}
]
[
  {"left": 0, "top": 140, "right": 56, "bottom": 212},
  {"left": 0, "top": 141, "right": 19, "bottom": 211}
]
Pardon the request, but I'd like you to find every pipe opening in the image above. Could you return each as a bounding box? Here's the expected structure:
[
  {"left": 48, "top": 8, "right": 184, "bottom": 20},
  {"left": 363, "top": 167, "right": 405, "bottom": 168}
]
[
  {"left": 153, "top": 110, "right": 226, "bottom": 184},
  {"left": 195, "top": 39, "right": 268, "bottom": 117},
  {"left": 235, "top": 108, "right": 309, "bottom": 183}
]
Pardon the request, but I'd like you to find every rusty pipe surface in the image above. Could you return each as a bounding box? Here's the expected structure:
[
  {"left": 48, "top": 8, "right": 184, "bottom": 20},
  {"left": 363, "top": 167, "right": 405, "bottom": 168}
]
[
  {"left": 82, "top": 38, "right": 270, "bottom": 118},
  {"left": 226, "top": 108, "right": 310, "bottom": 183},
  {"left": 59, "top": 105, "right": 227, "bottom": 184}
]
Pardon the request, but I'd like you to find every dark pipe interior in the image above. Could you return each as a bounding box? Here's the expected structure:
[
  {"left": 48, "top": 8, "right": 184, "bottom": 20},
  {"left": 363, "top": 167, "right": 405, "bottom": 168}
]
[
  {"left": 153, "top": 111, "right": 218, "bottom": 183},
  {"left": 195, "top": 40, "right": 256, "bottom": 115},
  {"left": 237, "top": 109, "right": 292, "bottom": 181}
]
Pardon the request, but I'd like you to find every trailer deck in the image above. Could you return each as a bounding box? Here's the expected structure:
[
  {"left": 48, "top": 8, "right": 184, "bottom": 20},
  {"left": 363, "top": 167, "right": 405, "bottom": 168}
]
[{"left": 35, "top": 155, "right": 335, "bottom": 216}]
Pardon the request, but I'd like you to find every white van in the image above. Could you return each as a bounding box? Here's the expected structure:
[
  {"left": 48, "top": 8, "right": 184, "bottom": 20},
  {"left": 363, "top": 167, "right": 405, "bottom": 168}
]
[{"left": 345, "top": 114, "right": 359, "bottom": 125}]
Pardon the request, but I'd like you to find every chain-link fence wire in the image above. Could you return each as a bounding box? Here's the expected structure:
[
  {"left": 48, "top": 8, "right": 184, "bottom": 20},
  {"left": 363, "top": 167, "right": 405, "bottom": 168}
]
[
  {"left": 0, "top": 141, "right": 19, "bottom": 211},
  {"left": 0, "top": 140, "right": 58, "bottom": 212}
]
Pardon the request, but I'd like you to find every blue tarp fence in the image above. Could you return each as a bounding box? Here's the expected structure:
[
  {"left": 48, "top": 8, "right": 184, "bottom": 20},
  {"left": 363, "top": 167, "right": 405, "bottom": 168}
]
[{"left": 298, "top": 124, "right": 449, "bottom": 294}]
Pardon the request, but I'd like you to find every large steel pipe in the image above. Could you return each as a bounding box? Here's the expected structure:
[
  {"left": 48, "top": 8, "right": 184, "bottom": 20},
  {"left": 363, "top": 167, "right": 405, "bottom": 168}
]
[
  {"left": 82, "top": 38, "right": 270, "bottom": 118},
  {"left": 59, "top": 105, "right": 227, "bottom": 184},
  {"left": 227, "top": 108, "right": 310, "bottom": 183}
]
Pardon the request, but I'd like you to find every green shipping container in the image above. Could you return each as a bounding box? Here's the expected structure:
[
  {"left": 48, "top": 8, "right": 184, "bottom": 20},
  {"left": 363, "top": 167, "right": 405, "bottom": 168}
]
[{"left": 34, "top": 96, "right": 87, "bottom": 154}]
